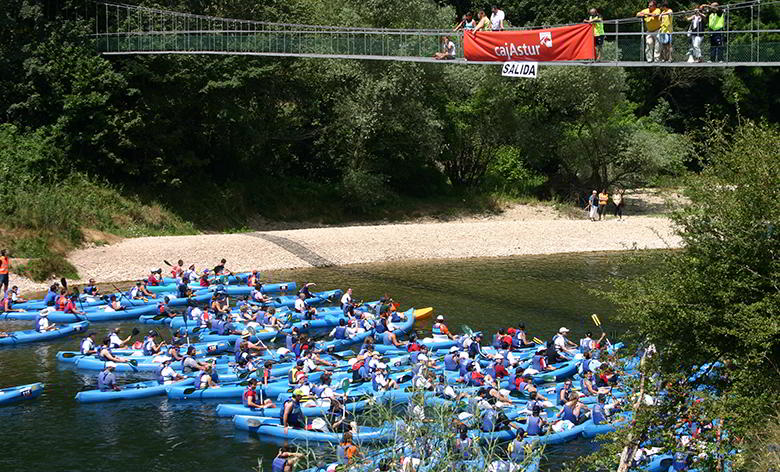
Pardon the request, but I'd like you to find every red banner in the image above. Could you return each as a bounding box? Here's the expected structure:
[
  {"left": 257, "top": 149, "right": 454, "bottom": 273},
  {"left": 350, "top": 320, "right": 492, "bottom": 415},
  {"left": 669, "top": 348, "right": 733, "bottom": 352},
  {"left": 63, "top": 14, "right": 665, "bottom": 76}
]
[{"left": 464, "top": 23, "right": 595, "bottom": 62}]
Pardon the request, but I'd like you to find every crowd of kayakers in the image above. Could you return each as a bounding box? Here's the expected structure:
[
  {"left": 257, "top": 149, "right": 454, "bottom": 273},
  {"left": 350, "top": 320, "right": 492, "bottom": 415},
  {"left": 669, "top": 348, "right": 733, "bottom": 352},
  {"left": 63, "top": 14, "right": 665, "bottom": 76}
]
[{"left": 2, "top": 256, "right": 720, "bottom": 471}]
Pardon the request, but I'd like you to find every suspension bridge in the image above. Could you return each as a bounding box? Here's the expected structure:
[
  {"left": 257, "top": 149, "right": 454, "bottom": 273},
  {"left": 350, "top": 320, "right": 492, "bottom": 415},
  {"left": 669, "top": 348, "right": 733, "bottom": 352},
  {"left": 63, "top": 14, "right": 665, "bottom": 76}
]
[{"left": 90, "top": 0, "right": 780, "bottom": 67}]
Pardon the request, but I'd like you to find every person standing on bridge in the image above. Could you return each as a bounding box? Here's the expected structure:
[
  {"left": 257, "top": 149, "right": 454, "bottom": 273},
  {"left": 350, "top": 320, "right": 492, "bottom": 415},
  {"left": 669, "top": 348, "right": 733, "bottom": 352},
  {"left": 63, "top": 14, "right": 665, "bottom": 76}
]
[
  {"left": 474, "top": 10, "right": 491, "bottom": 33},
  {"left": 706, "top": 3, "right": 725, "bottom": 62},
  {"left": 453, "top": 12, "right": 476, "bottom": 32},
  {"left": 584, "top": 8, "right": 605, "bottom": 60},
  {"left": 636, "top": 0, "right": 662, "bottom": 62},
  {"left": 490, "top": 6, "right": 506, "bottom": 31},
  {"left": 658, "top": 1, "right": 674, "bottom": 62},
  {"left": 686, "top": 4, "right": 706, "bottom": 63}
]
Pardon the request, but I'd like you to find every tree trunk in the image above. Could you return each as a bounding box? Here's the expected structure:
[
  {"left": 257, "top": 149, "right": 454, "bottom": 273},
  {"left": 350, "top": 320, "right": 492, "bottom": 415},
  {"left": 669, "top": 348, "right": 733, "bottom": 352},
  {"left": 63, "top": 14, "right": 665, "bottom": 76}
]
[{"left": 617, "top": 353, "right": 648, "bottom": 472}]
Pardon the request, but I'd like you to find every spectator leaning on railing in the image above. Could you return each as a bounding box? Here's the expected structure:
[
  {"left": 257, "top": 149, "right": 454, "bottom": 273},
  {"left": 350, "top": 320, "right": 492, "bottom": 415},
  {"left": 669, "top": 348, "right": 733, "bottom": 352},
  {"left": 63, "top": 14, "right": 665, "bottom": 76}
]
[
  {"left": 636, "top": 0, "right": 662, "bottom": 62},
  {"left": 706, "top": 2, "right": 725, "bottom": 62},
  {"left": 686, "top": 4, "right": 707, "bottom": 63},
  {"left": 659, "top": 1, "right": 674, "bottom": 62},
  {"left": 473, "top": 10, "right": 491, "bottom": 32},
  {"left": 490, "top": 5, "right": 506, "bottom": 31},
  {"left": 584, "top": 8, "right": 605, "bottom": 60}
]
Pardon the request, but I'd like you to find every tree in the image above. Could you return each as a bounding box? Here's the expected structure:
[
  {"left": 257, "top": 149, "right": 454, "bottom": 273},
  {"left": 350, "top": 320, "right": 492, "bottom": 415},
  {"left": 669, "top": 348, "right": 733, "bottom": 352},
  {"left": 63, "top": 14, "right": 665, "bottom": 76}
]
[{"left": 568, "top": 120, "right": 780, "bottom": 471}]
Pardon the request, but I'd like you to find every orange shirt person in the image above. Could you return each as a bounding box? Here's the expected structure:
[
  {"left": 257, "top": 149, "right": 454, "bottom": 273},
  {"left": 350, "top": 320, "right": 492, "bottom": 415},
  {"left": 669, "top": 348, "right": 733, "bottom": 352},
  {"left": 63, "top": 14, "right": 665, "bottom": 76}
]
[{"left": 0, "top": 249, "right": 10, "bottom": 294}]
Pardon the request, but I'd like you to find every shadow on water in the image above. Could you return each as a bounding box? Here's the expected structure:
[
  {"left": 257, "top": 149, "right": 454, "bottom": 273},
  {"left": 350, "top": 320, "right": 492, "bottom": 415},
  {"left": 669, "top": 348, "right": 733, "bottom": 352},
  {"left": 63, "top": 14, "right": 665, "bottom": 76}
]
[{"left": 0, "top": 251, "right": 654, "bottom": 472}]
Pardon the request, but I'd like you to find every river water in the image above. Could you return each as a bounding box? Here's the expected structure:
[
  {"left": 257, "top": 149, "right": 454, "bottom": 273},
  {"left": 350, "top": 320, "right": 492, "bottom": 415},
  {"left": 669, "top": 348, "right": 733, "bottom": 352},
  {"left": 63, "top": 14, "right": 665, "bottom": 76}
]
[{"left": 0, "top": 251, "right": 641, "bottom": 472}]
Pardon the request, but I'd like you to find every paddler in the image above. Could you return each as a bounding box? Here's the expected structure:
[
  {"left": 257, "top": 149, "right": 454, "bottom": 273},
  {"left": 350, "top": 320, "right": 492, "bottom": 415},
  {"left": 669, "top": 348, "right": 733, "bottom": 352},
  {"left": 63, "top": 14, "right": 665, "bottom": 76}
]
[
  {"left": 294, "top": 292, "right": 308, "bottom": 313},
  {"left": 98, "top": 337, "right": 131, "bottom": 364},
  {"left": 137, "top": 279, "right": 156, "bottom": 299},
  {"left": 83, "top": 278, "right": 100, "bottom": 297},
  {"left": 43, "top": 283, "right": 60, "bottom": 306},
  {"left": 371, "top": 363, "right": 399, "bottom": 391},
  {"left": 432, "top": 315, "right": 455, "bottom": 340},
  {"left": 98, "top": 362, "right": 121, "bottom": 391},
  {"left": 80, "top": 332, "right": 98, "bottom": 355},
  {"left": 170, "top": 259, "right": 185, "bottom": 278},
  {"left": 196, "top": 363, "right": 220, "bottom": 389},
  {"left": 298, "top": 282, "right": 316, "bottom": 299},
  {"left": 63, "top": 293, "right": 85, "bottom": 316},
  {"left": 181, "top": 346, "right": 209, "bottom": 373},
  {"left": 108, "top": 327, "right": 131, "bottom": 349},
  {"left": 35, "top": 309, "right": 57, "bottom": 332},
  {"left": 142, "top": 330, "right": 165, "bottom": 356},
  {"left": 243, "top": 378, "right": 275, "bottom": 409},
  {"left": 156, "top": 358, "right": 185, "bottom": 384},
  {"left": 2, "top": 288, "right": 24, "bottom": 312},
  {"left": 147, "top": 268, "right": 163, "bottom": 286},
  {"left": 336, "top": 431, "right": 360, "bottom": 465},
  {"left": 281, "top": 389, "right": 305, "bottom": 433},
  {"left": 553, "top": 327, "right": 577, "bottom": 354},
  {"left": 272, "top": 446, "right": 303, "bottom": 472}
]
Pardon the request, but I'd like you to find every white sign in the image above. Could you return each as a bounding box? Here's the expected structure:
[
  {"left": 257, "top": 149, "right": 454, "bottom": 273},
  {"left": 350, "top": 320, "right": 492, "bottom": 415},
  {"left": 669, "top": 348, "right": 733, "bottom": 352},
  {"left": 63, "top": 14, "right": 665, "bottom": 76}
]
[{"left": 501, "top": 61, "right": 538, "bottom": 78}]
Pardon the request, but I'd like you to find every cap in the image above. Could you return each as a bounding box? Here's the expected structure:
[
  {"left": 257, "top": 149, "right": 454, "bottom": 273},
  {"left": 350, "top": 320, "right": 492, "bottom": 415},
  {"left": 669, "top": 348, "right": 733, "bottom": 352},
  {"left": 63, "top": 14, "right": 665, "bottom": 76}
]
[
  {"left": 376, "top": 363, "right": 388, "bottom": 370},
  {"left": 436, "top": 315, "right": 444, "bottom": 321},
  {"left": 449, "top": 346, "right": 459, "bottom": 353},
  {"left": 418, "top": 354, "right": 429, "bottom": 362},
  {"left": 39, "top": 310, "right": 49, "bottom": 317},
  {"left": 297, "top": 360, "right": 304, "bottom": 366},
  {"left": 105, "top": 361, "right": 117, "bottom": 368},
  {"left": 293, "top": 389, "right": 304, "bottom": 397},
  {"left": 558, "top": 327, "right": 570, "bottom": 333},
  {"left": 241, "top": 331, "right": 251, "bottom": 338}
]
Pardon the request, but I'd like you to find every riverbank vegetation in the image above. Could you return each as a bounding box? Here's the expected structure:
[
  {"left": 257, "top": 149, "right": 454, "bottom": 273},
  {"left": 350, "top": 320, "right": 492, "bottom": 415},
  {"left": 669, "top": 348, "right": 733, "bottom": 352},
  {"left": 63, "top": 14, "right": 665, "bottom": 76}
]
[
  {"left": 2, "top": 0, "right": 779, "bottom": 280},
  {"left": 566, "top": 121, "right": 780, "bottom": 471}
]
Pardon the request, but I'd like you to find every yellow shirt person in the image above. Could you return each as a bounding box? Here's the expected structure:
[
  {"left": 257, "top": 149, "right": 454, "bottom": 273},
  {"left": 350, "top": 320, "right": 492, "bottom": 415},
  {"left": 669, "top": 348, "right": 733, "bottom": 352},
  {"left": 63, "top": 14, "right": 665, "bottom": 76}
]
[{"left": 637, "top": 2, "right": 662, "bottom": 32}]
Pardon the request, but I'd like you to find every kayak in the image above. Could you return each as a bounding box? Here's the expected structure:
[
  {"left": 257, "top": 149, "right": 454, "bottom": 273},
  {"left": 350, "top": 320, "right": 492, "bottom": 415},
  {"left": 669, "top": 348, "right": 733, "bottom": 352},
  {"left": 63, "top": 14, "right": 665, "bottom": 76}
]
[
  {"left": 75, "top": 378, "right": 195, "bottom": 403},
  {"left": 56, "top": 340, "right": 231, "bottom": 364},
  {"left": 233, "top": 415, "right": 397, "bottom": 444},
  {"left": 316, "top": 307, "right": 417, "bottom": 353},
  {"left": 0, "top": 382, "right": 45, "bottom": 406},
  {"left": 0, "top": 321, "right": 90, "bottom": 346},
  {"left": 474, "top": 420, "right": 589, "bottom": 444},
  {"left": 580, "top": 415, "right": 632, "bottom": 438},
  {"left": 215, "top": 398, "right": 370, "bottom": 418},
  {"left": 272, "top": 289, "right": 343, "bottom": 309}
]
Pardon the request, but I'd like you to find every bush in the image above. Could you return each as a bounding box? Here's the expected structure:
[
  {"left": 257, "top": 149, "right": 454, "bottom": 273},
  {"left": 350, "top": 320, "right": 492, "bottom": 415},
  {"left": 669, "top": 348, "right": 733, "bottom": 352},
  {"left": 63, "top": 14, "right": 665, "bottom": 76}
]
[
  {"left": 340, "top": 168, "right": 398, "bottom": 213},
  {"left": 485, "top": 146, "right": 546, "bottom": 197}
]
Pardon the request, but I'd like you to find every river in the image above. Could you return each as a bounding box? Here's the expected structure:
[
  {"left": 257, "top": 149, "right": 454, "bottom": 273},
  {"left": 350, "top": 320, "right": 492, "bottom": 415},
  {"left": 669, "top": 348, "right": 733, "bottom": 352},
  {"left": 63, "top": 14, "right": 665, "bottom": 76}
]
[{"left": 0, "top": 251, "right": 643, "bottom": 472}]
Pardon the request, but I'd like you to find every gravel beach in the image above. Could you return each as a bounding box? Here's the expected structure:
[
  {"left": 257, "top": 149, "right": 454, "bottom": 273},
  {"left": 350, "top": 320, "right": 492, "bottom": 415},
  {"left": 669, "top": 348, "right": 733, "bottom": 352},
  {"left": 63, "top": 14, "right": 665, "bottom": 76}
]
[{"left": 9, "top": 204, "right": 682, "bottom": 296}]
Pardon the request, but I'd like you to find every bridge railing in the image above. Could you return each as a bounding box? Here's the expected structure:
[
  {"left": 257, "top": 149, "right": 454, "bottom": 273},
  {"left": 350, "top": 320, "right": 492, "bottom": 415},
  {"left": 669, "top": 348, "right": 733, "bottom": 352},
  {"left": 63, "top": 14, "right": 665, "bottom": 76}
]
[{"left": 93, "top": 0, "right": 780, "bottom": 65}]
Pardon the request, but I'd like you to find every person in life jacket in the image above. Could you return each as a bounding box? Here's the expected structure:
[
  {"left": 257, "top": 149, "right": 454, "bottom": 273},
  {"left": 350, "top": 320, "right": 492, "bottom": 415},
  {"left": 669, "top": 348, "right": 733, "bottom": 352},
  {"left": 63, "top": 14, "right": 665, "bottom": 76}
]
[
  {"left": 552, "top": 327, "right": 577, "bottom": 354},
  {"left": 271, "top": 446, "right": 303, "bottom": 472},
  {"left": 432, "top": 315, "right": 455, "bottom": 340},
  {"left": 443, "top": 346, "right": 461, "bottom": 371},
  {"left": 97, "top": 362, "right": 121, "bottom": 392},
  {"left": 380, "top": 326, "right": 406, "bottom": 348},
  {"left": 591, "top": 394, "right": 609, "bottom": 425},
  {"left": 197, "top": 363, "right": 220, "bottom": 389},
  {"left": 243, "top": 378, "right": 275, "bottom": 409},
  {"left": 137, "top": 280, "right": 156, "bottom": 299},
  {"left": 2, "top": 289, "right": 24, "bottom": 313},
  {"left": 336, "top": 431, "right": 360, "bottom": 465},
  {"left": 529, "top": 347, "right": 555, "bottom": 372},
  {"left": 142, "top": 331, "right": 165, "bottom": 356},
  {"left": 281, "top": 389, "right": 305, "bottom": 433},
  {"left": 54, "top": 288, "right": 69, "bottom": 311},
  {"left": 156, "top": 358, "right": 185, "bottom": 385},
  {"left": 513, "top": 323, "right": 535, "bottom": 349},
  {"left": 557, "top": 379, "right": 574, "bottom": 405},
  {"left": 579, "top": 331, "right": 606, "bottom": 354},
  {"left": 83, "top": 278, "right": 100, "bottom": 297},
  {"left": 62, "top": 293, "right": 85, "bottom": 316},
  {"left": 80, "top": 332, "right": 98, "bottom": 355},
  {"left": 581, "top": 370, "right": 610, "bottom": 396},
  {"left": 35, "top": 309, "right": 57, "bottom": 332},
  {"left": 147, "top": 268, "right": 163, "bottom": 286},
  {"left": 97, "top": 337, "right": 130, "bottom": 363},
  {"left": 526, "top": 405, "right": 547, "bottom": 436},
  {"left": 246, "top": 270, "right": 259, "bottom": 288},
  {"left": 454, "top": 426, "right": 473, "bottom": 459},
  {"left": 371, "top": 363, "right": 398, "bottom": 392},
  {"left": 170, "top": 259, "right": 185, "bottom": 278},
  {"left": 106, "top": 295, "right": 124, "bottom": 312},
  {"left": 0, "top": 249, "right": 10, "bottom": 294},
  {"left": 199, "top": 269, "right": 211, "bottom": 287},
  {"left": 558, "top": 391, "right": 589, "bottom": 425},
  {"left": 293, "top": 293, "right": 308, "bottom": 314},
  {"left": 330, "top": 319, "right": 350, "bottom": 340},
  {"left": 508, "top": 428, "right": 530, "bottom": 462},
  {"left": 43, "top": 283, "right": 60, "bottom": 307},
  {"left": 466, "top": 363, "right": 485, "bottom": 387}
]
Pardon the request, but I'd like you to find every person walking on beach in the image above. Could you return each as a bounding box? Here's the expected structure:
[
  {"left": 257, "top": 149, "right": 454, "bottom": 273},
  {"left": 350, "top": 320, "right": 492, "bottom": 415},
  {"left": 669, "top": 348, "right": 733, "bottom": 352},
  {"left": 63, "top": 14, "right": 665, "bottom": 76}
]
[
  {"left": 612, "top": 188, "right": 625, "bottom": 220},
  {"left": 598, "top": 189, "right": 609, "bottom": 221},
  {"left": 0, "top": 249, "right": 10, "bottom": 294},
  {"left": 587, "top": 190, "right": 599, "bottom": 221}
]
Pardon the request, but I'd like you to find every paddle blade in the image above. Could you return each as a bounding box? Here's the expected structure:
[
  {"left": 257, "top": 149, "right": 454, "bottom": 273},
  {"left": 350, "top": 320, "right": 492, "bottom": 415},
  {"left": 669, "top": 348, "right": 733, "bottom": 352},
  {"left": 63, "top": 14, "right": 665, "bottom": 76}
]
[
  {"left": 340, "top": 378, "right": 350, "bottom": 391},
  {"left": 128, "top": 360, "right": 138, "bottom": 366},
  {"left": 461, "top": 325, "right": 474, "bottom": 337},
  {"left": 182, "top": 387, "right": 197, "bottom": 395},
  {"left": 131, "top": 328, "right": 140, "bottom": 336},
  {"left": 62, "top": 352, "right": 77, "bottom": 358},
  {"left": 60, "top": 277, "right": 68, "bottom": 291},
  {"left": 246, "top": 325, "right": 257, "bottom": 336},
  {"left": 164, "top": 260, "right": 172, "bottom": 266}
]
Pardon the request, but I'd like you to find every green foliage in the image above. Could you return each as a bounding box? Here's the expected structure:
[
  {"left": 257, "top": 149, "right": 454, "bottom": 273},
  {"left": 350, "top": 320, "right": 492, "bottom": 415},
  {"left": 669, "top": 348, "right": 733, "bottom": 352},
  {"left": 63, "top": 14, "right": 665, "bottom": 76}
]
[
  {"left": 340, "top": 168, "right": 397, "bottom": 213},
  {"left": 485, "top": 146, "right": 546, "bottom": 196},
  {"left": 568, "top": 120, "right": 780, "bottom": 471}
]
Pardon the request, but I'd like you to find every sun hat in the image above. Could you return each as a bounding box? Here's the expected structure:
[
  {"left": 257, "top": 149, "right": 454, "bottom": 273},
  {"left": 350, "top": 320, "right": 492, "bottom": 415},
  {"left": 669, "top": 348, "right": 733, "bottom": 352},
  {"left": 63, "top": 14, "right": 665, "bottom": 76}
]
[
  {"left": 449, "top": 346, "right": 459, "bottom": 353},
  {"left": 558, "top": 327, "right": 570, "bottom": 333},
  {"left": 105, "top": 361, "right": 117, "bottom": 368},
  {"left": 436, "top": 315, "right": 444, "bottom": 321}
]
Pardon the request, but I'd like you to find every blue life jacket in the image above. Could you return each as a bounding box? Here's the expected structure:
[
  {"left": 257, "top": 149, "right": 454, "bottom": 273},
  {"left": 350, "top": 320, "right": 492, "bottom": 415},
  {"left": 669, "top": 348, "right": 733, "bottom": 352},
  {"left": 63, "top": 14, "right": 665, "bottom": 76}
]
[
  {"left": 280, "top": 399, "right": 302, "bottom": 425},
  {"left": 532, "top": 355, "right": 546, "bottom": 371},
  {"left": 271, "top": 457, "right": 287, "bottom": 472},
  {"left": 98, "top": 346, "right": 113, "bottom": 361},
  {"left": 459, "top": 360, "right": 472, "bottom": 377},
  {"left": 210, "top": 319, "right": 223, "bottom": 334},
  {"left": 557, "top": 385, "right": 572, "bottom": 405},
  {"left": 371, "top": 374, "right": 383, "bottom": 391},
  {"left": 359, "top": 363, "right": 371, "bottom": 379},
  {"left": 468, "top": 342, "right": 480, "bottom": 358},
  {"left": 285, "top": 335, "right": 295, "bottom": 350},
  {"left": 579, "top": 338, "right": 592, "bottom": 353},
  {"left": 336, "top": 444, "right": 348, "bottom": 464},
  {"left": 375, "top": 322, "right": 387, "bottom": 335},
  {"left": 582, "top": 359, "right": 592, "bottom": 374},
  {"left": 235, "top": 348, "right": 245, "bottom": 364},
  {"left": 672, "top": 452, "right": 688, "bottom": 471},
  {"left": 311, "top": 384, "right": 327, "bottom": 397},
  {"left": 409, "top": 351, "right": 421, "bottom": 364},
  {"left": 334, "top": 327, "right": 347, "bottom": 339},
  {"left": 97, "top": 370, "right": 115, "bottom": 392},
  {"left": 177, "top": 282, "right": 189, "bottom": 298},
  {"left": 510, "top": 438, "right": 525, "bottom": 461},
  {"left": 481, "top": 409, "right": 496, "bottom": 432},
  {"left": 507, "top": 373, "right": 517, "bottom": 391},
  {"left": 580, "top": 377, "right": 590, "bottom": 395},
  {"left": 35, "top": 317, "right": 45, "bottom": 333},
  {"left": 432, "top": 323, "right": 445, "bottom": 336},
  {"left": 527, "top": 415, "right": 542, "bottom": 435},
  {"left": 381, "top": 331, "right": 393, "bottom": 345},
  {"left": 196, "top": 371, "right": 209, "bottom": 388},
  {"left": 492, "top": 333, "right": 502, "bottom": 348},
  {"left": 444, "top": 354, "right": 459, "bottom": 371},
  {"left": 156, "top": 364, "right": 166, "bottom": 384},
  {"left": 142, "top": 337, "right": 155, "bottom": 356},
  {"left": 562, "top": 404, "right": 578, "bottom": 423},
  {"left": 391, "top": 312, "right": 401, "bottom": 323},
  {"left": 292, "top": 343, "right": 302, "bottom": 358},
  {"left": 592, "top": 403, "right": 606, "bottom": 425},
  {"left": 484, "top": 367, "right": 497, "bottom": 379},
  {"left": 44, "top": 290, "right": 57, "bottom": 306}
]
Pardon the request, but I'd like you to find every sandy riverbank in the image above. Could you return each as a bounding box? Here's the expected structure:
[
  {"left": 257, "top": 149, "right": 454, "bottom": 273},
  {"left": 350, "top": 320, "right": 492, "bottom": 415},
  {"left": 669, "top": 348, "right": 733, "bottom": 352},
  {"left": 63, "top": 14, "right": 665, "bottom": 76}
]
[{"left": 9, "top": 201, "right": 682, "bottom": 296}]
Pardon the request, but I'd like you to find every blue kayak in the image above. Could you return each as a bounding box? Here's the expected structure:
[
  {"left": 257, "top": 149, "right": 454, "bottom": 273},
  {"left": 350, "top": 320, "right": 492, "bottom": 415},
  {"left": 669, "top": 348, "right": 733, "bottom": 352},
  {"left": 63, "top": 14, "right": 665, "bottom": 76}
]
[
  {"left": 233, "top": 415, "right": 397, "bottom": 444},
  {"left": 215, "top": 398, "right": 370, "bottom": 418},
  {"left": 0, "top": 382, "right": 45, "bottom": 406},
  {"left": 75, "top": 378, "right": 195, "bottom": 403},
  {"left": 0, "top": 321, "right": 90, "bottom": 346}
]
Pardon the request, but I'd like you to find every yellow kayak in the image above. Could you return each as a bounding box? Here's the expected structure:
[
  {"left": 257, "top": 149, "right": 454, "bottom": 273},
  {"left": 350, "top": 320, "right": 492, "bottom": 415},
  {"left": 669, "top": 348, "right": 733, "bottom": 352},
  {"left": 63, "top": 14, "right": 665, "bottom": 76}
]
[{"left": 413, "top": 307, "right": 434, "bottom": 321}]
